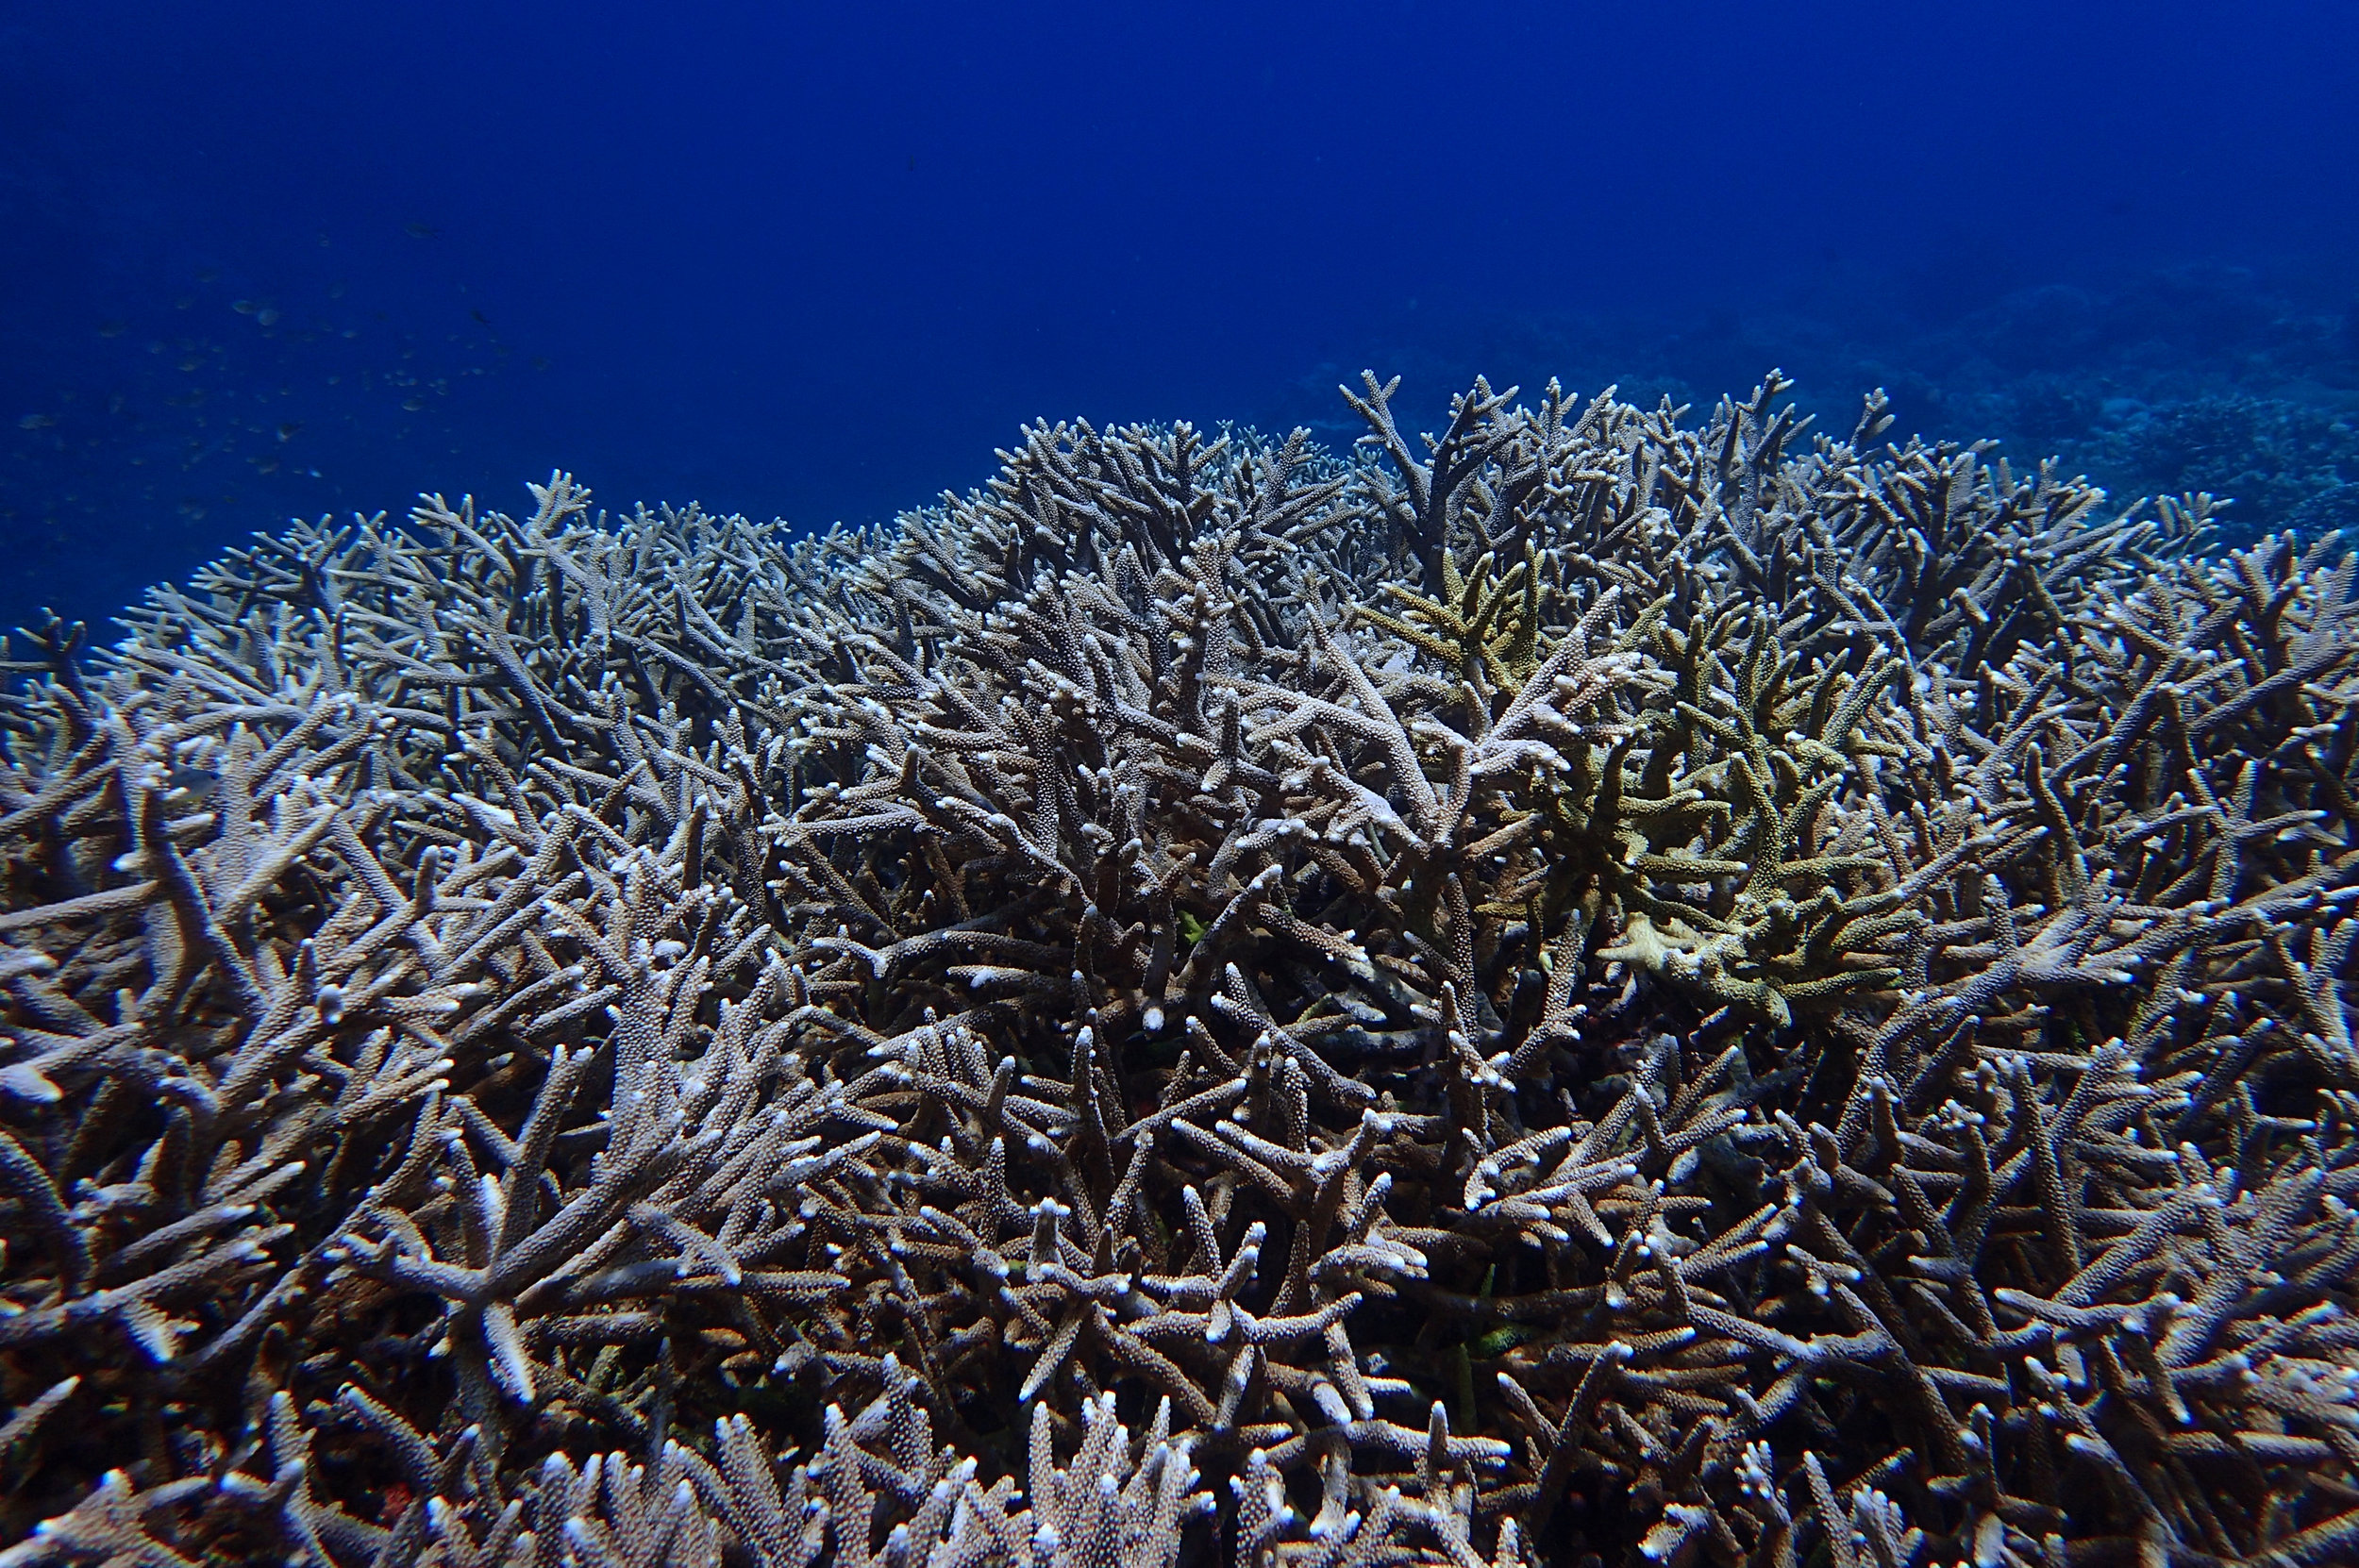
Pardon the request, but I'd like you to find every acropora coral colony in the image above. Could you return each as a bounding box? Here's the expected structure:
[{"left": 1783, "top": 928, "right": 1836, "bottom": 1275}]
[{"left": 2, "top": 372, "right": 2356, "bottom": 1568}]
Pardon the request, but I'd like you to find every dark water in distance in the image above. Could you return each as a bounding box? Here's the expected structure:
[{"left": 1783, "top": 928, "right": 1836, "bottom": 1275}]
[{"left": 5, "top": 0, "right": 2356, "bottom": 636}]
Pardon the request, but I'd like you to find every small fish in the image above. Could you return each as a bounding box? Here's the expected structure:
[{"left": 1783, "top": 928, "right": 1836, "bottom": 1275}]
[
  {"left": 164, "top": 764, "right": 220, "bottom": 804},
  {"left": 405, "top": 222, "right": 440, "bottom": 239},
  {"left": 96, "top": 320, "right": 126, "bottom": 338},
  {"left": 256, "top": 308, "right": 280, "bottom": 326},
  {"left": 17, "top": 413, "right": 54, "bottom": 429},
  {"left": 276, "top": 422, "right": 301, "bottom": 442},
  {"left": 402, "top": 396, "right": 426, "bottom": 412}
]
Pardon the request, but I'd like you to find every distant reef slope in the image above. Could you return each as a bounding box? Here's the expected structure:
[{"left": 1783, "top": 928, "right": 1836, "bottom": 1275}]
[{"left": 3, "top": 374, "right": 2355, "bottom": 1568}]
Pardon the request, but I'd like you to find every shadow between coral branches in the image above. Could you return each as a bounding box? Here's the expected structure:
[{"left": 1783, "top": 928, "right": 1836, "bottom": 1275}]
[{"left": 2, "top": 371, "right": 2356, "bottom": 1567}]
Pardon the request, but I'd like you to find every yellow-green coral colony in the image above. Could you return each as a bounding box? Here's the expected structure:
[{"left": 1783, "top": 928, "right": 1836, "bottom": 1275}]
[{"left": 0, "top": 372, "right": 2354, "bottom": 1568}]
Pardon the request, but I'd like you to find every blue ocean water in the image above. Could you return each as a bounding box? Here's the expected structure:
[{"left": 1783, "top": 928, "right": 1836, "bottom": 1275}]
[{"left": 4, "top": 1, "right": 2355, "bottom": 635}]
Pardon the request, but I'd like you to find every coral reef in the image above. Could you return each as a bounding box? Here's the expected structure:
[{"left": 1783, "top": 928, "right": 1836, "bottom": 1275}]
[
  {"left": 1302, "top": 263, "right": 2359, "bottom": 553},
  {"left": 2063, "top": 395, "right": 2359, "bottom": 547},
  {"left": 2, "top": 371, "right": 2357, "bottom": 1568}
]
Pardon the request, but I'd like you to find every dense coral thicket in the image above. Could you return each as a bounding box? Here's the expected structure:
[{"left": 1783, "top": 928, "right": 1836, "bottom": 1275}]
[{"left": 2, "top": 373, "right": 2356, "bottom": 1568}]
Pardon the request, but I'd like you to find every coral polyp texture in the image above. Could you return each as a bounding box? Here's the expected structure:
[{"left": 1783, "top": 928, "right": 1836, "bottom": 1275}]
[{"left": 3, "top": 372, "right": 2357, "bottom": 1568}]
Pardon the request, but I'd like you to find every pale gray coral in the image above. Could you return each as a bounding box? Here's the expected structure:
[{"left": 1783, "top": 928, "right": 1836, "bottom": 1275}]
[{"left": 0, "top": 375, "right": 2354, "bottom": 1567}]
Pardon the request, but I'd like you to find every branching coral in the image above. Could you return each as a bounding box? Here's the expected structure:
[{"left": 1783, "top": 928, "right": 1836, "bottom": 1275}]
[{"left": 0, "top": 375, "right": 2353, "bottom": 1568}]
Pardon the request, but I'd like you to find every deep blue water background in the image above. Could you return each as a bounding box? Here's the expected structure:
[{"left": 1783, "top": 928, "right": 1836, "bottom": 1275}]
[{"left": 5, "top": 1, "right": 2357, "bottom": 637}]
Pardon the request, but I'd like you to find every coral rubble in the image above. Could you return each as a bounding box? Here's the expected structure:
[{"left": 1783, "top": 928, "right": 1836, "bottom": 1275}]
[{"left": 3, "top": 372, "right": 2356, "bottom": 1567}]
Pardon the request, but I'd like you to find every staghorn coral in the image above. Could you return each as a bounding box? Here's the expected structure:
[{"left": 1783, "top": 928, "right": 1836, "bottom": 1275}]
[{"left": 0, "top": 373, "right": 2355, "bottom": 1568}]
